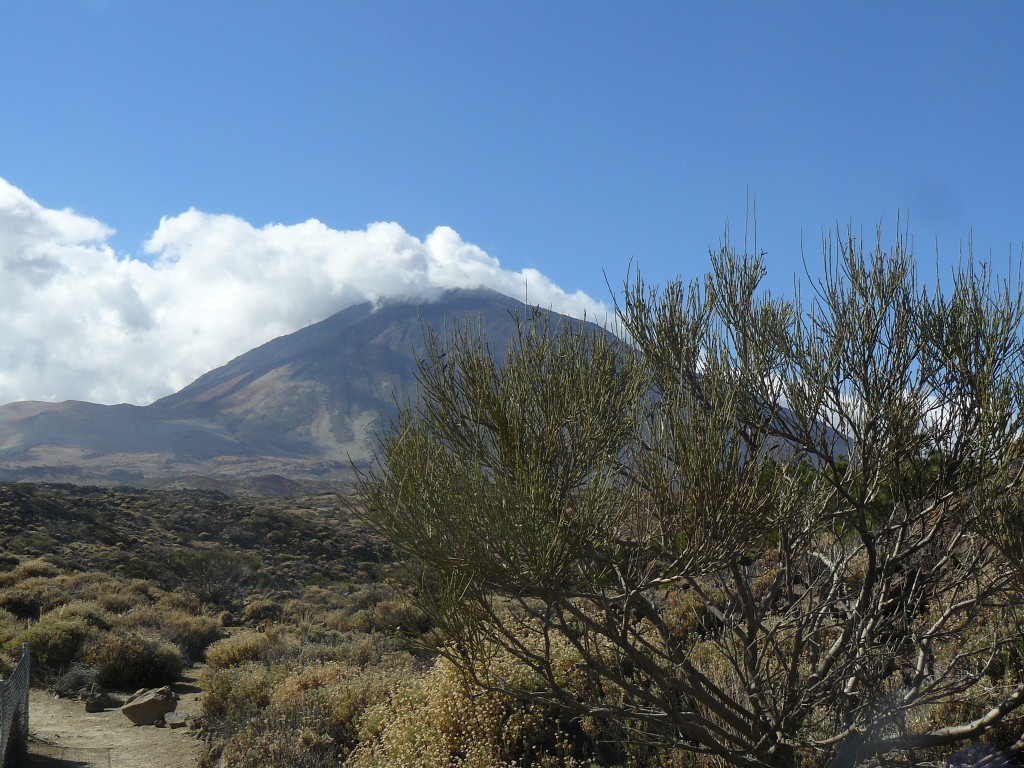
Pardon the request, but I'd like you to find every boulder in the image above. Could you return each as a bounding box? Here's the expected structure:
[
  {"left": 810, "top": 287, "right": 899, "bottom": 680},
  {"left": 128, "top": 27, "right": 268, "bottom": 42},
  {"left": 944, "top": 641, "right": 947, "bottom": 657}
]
[
  {"left": 84, "top": 692, "right": 121, "bottom": 713},
  {"left": 120, "top": 686, "right": 178, "bottom": 725},
  {"left": 165, "top": 712, "right": 189, "bottom": 729}
]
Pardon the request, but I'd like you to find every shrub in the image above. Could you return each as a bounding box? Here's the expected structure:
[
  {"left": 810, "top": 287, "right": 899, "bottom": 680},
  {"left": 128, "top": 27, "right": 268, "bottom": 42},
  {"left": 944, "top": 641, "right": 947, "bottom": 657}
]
[
  {"left": 0, "top": 576, "right": 68, "bottom": 619},
  {"left": 166, "top": 546, "right": 259, "bottom": 610},
  {"left": 117, "top": 604, "right": 223, "bottom": 661},
  {"left": 14, "top": 615, "right": 96, "bottom": 669},
  {"left": 268, "top": 661, "right": 359, "bottom": 701},
  {"left": 205, "top": 626, "right": 301, "bottom": 669},
  {"left": 206, "top": 656, "right": 419, "bottom": 768},
  {"left": 163, "top": 613, "right": 225, "bottom": 661},
  {"left": 201, "top": 663, "right": 286, "bottom": 728},
  {"left": 84, "top": 630, "right": 185, "bottom": 689},
  {"left": 41, "top": 601, "right": 115, "bottom": 631},
  {"left": 356, "top": 232, "right": 1024, "bottom": 766},
  {"left": 242, "top": 598, "right": 284, "bottom": 625},
  {"left": 348, "top": 655, "right": 599, "bottom": 768},
  {"left": 327, "top": 598, "right": 431, "bottom": 636},
  {"left": 0, "top": 571, "right": 153, "bottom": 619},
  {"left": 0, "top": 607, "right": 22, "bottom": 647},
  {"left": 93, "top": 585, "right": 150, "bottom": 615},
  {"left": 0, "top": 558, "right": 58, "bottom": 587},
  {"left": 210, "top": 725, "right": 339, "bottom": 768},
  {"left": 53, "top": 663, "right": 98, "bottom": 698}
]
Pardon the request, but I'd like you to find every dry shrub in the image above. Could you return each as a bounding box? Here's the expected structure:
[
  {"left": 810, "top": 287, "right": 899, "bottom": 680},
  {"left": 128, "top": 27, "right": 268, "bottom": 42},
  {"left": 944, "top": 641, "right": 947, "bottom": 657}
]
[
  {"left": 94, "top": 587, "right": 149, "bottom": 615},
  {"left": 0, "top": 607, "right": 23, "bottom": 647},
  {"left": 0, "top": 558, "right": 59, "bottom": 587},
  {"left": 41, "top": 601, "right": 115, "bottom": 630},
  {"left": 0, "top": 576, "right": 68, "bottom": 619},
  {"left": 296, "top": 632, "right": 406, "bottom": 668},
  {"left": 156, "top": 590, "right": 204, "bottom": 612},
  {"left": 347, "top": 655, "right": 596, "bottom": 768},
  {"left": 344, "top": 631, "right": 409, "bottom": 665},
  {"left": 198, "top": 628, "right": 639, "bottom": 767},
  {"left": 201, "top": 662, "right": 287, "bottom": 727},
  {"left": 269, "top": 661, "right": 360, "bottom": 702},
  {"left": 326, "top": 598, "right": 431, "bottom": 635},
  {"left": 84, "top": 629, "right": 185, "bottom": 689},
  {"left": 205, "top": 630, "right": 271, "bottom": 669},
  {"left": 0, "top": 569, "right": 156, "bottom": 620},
  {"left": 211, "top": 725, "right": 340, "bottom": 768},
  {"left": 117, "top": 604, "right": 224, "bottom": 661},
  {"left": 53, "top": 662, "right": 98, "bottom": 698},
  {"left": 207, "top": 655, "right": 419, "bottom": 768},
  {"left": 14, "top": 614, "right": 97, "bottom": 669},
  {"left": 206, "top": 626, "right": 301, "bottom": 669},
  {"left": 242, "top": 598, "right": 284, "bottom": 625}
]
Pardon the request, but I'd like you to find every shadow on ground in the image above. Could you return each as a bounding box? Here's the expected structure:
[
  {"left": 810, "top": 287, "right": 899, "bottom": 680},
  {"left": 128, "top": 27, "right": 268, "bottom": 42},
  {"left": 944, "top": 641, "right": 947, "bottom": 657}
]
[{"left": 14, "top": 738, "right": 111, "bottom": 768}]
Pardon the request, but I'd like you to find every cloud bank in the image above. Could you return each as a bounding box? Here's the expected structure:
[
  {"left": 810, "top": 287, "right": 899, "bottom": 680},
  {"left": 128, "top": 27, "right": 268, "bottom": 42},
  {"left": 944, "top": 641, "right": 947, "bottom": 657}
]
[{"left": 0, "top": 178, "right": 607, "bottom": 405}]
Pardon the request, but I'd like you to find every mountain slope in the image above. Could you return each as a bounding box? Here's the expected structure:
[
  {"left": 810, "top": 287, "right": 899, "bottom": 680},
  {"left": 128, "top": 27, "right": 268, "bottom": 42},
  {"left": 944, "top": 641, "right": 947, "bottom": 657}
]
[{"left": 0, "top": 289, "right": 594, "bottom": 491}]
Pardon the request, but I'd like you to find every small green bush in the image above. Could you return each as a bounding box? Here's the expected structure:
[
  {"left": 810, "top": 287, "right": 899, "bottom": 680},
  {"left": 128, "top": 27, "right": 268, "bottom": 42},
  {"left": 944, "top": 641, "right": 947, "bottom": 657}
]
[
  {"left": 117, "top": 604, "right": 224, "bottom": 661},
  {"left": 0, "top": 576, "right": 68, "bottom": 619},
  {"left": 96, "top": 590, "right": 147, "bottom": 615},
  {"left": 41, "top": 601, "right": 115, "bottom": 631},
  {"left": 164, "top": 613, "right": 225, "bottom": 661},
  {"left": 166, "top": 546, "right": 260, "bottom": 610},
  {"left": 242, "top": 598, "right": 284, "bottom": 625},
  {"left": 0, "top": 558, "right": 59, "bottom": 587},
  {"left": 0, "top": 607, "right": 22, "bottom": 647},
  {"left": 84, "top": 630, "right": 185, "bottom": 689},
  {"left": 14, "top": 615, "right": 96, "bottom": 668}
]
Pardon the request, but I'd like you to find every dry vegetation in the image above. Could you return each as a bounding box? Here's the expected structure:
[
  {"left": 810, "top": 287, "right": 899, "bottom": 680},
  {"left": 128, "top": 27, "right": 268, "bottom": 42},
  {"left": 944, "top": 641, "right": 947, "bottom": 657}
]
[
  {"left": 0, "top": 481, "right": 655, "bottom": 767},
  {"left": 1, "top": 475, "right": 1021, "bottom": 767}
]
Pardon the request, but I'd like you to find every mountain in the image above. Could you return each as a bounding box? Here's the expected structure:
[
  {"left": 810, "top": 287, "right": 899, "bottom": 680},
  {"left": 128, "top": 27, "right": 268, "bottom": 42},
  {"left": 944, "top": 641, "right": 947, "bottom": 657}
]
[{"left": 0, "top": 289, "right": 599, "bottom": 493}]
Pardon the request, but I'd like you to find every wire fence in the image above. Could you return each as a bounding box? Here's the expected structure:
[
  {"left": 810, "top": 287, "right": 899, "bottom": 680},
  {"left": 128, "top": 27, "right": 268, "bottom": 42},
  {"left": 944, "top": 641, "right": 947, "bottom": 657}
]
[
  {"left": 0, "top": 644, "right": 30, "bottom": 767},
  {"left": 18, "top": 740, "right": 112, "bottom": 768}
]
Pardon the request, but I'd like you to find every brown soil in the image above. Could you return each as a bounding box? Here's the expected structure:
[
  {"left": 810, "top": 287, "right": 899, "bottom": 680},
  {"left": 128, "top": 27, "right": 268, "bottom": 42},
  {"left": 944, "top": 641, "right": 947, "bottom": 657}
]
[{"left": 20, "top": 667, "right": 206, "bottom": 768}]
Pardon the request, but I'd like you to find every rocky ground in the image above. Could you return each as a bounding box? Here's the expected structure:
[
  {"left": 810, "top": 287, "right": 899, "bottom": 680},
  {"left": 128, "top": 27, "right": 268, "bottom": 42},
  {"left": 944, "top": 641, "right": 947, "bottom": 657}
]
[{"left": 22, "top": 666, "right": 205, "bottom": 768}]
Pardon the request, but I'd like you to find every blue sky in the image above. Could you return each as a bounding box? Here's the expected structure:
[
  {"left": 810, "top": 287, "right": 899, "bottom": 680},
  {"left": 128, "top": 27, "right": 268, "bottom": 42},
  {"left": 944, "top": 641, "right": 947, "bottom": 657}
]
[{"left": 0, "top": 2, "right": 1022, "bottom": 403}]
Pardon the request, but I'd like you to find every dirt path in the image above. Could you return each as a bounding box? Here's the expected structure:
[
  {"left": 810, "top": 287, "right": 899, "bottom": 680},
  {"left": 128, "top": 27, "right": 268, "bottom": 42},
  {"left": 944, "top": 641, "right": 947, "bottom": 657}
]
[{"left": 22, "top": 668, "right": 206, "bottom": 768}]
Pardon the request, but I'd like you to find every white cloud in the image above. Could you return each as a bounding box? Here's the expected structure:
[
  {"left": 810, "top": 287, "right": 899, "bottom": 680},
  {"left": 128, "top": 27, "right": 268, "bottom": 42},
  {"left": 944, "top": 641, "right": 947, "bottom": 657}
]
[{"left": 0, "top": 177, "right": 609, "bottom": 405}]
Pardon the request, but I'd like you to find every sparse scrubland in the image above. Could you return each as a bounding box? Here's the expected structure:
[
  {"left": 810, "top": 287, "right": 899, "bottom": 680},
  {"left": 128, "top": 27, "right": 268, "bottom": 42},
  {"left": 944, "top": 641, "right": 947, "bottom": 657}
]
[
  {"left": 0, "top": 482, "right": 643, "bottom": 767},
  {"left": 4, "top": 230, "right": 1024, "bottom": 767}
]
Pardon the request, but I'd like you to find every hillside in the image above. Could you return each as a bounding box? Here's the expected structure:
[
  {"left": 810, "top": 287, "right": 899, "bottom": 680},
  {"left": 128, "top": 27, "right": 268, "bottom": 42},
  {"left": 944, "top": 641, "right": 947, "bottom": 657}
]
[
  {"left": 0, "top": 289, "right": 598, "bottom": 492},
  {"left": 0, "top": 482, "right": 385, "bottom": 597}
]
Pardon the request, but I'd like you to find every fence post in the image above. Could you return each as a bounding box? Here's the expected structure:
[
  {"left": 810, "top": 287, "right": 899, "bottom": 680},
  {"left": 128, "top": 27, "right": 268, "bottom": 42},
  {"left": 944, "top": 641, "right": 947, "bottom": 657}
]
[{"left": 18, "top": 644, "right": 28, "bottom": 746}]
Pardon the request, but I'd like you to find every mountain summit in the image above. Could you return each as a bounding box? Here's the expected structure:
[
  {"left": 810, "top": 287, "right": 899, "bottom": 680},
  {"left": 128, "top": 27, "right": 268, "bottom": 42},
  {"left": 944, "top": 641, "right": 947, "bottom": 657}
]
[{"left": 0, "top": 289, "right": 603, "bottom": 493}]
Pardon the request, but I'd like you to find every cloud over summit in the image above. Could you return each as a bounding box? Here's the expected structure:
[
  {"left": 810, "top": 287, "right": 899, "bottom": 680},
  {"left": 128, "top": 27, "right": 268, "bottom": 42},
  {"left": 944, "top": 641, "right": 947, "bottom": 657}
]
[{"left": 0, "top": 178, "right": 605, "bottom": 405}]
